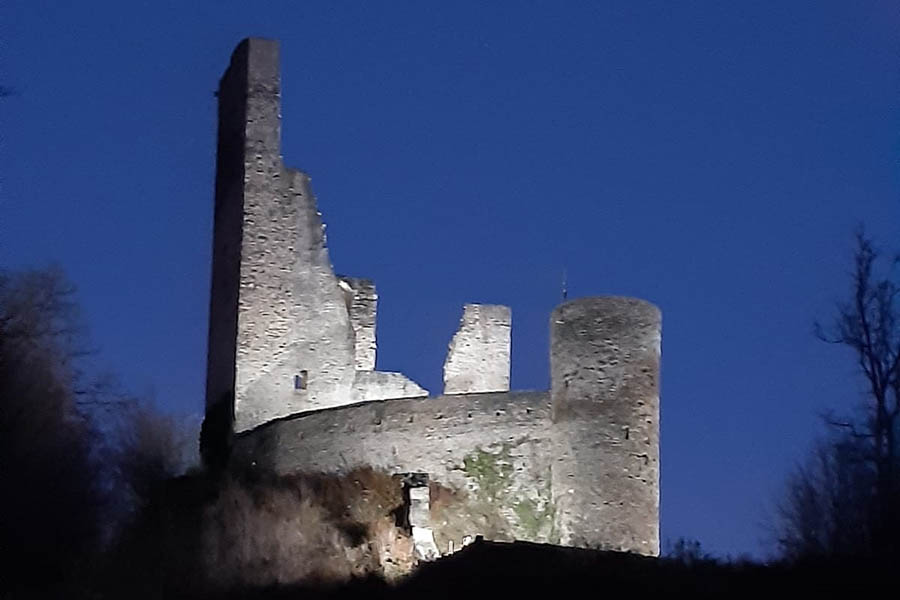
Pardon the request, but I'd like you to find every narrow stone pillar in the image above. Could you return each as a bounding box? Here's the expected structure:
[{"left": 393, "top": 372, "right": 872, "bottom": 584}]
[
  {"left": 338, "top": 277, "right": 377, "bottom": 371},
  {"left": 443, "top": 304, "right": 511, "bottom": 395},
  {"left": 405, "top": 475, "right": 440, "bottom": 561}
]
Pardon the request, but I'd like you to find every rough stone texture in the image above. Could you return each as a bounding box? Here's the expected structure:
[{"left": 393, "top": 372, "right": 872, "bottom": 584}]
[
  {"left": 205, "top": 39, "right": 426, "bottom": 433},
  {"left": 351, "top": 371, "right": 427, "bottom": 403},
  {"left": 338, "top": 277, "right": 377, "bottom": 371},
  {"left": 443, "top": 304, "right": 511, "bottom": 395},
  {"left": 205, "top": 39, "right": 251, "bottom": 428},
  {"left": 409, "top": 486, "right": 440, "bottom": 560},
  {"left": 231, "top": 39, "right": 354, "bottom": 431},
  {"left": 550, "top": 297, "right": 661, "bottom": 556},
  {"left": 231, "top": 392, "right": 556, "bottom": 544}
]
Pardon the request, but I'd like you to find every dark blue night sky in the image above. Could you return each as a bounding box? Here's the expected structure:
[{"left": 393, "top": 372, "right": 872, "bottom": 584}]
[{"left": 3, "top": 1, "right": 899, "bottom": 558}]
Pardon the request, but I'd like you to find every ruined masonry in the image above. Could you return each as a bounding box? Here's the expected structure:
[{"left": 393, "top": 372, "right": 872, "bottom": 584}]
[{"left": 203, "top": 38, "right": 662, "bottom": 557}]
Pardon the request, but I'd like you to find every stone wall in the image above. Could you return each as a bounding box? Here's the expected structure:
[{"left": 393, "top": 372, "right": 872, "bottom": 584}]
[
  {"left": 204, "top": 39, "right": 248, "bottom": 427},
  {"left": 339, "top": 277, "right": 377, "bottom": 371},
  {"left": 350, "top": 371, "right": 427, "bottom": 403},
  {"left": 550, "top": 297, "right": 661, "bottom": 556},
  {"left": 232, "top": 391, "right": 558, "bottom": 545},
  {"left": 443, "top": 304, "right": 511, "bottom": 395},
  {"left": 205, "top": 39, "right": 427, "bottom": 433}
]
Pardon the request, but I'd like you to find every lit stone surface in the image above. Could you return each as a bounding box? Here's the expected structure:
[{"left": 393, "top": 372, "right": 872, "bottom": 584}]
[
  {"left": 443, "top": 304, "right": 511, "bottom": 395},
  {"left": 222, "top": 39, "right": 356, "bottom": 431},
  {"left": 351, "top": 371, "right": 427, "bottom": 403},
  {"left": 205, "top": 39, "right": 425, "bottom": 433},
  {"left": 409, "top": 486, "right": 440, "bottom": 560},
  {"left": 339, "top": 277, "right": 377, "bottom": 371},
  {"left": 231, "top": 392, "right": 557, "bottom": 544},
  {"left": 233, "top": 392, "right": 551, "bottom": 485},
  {"left": 550, "top": 297, "right": 661, "bottom": 556}
]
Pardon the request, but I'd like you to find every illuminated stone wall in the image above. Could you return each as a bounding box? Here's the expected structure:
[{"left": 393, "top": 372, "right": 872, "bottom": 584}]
[
  {"left": 232, "top": 392, "right": 559, "bottom": 546},
  {"left": 205, "top": 39, "right": 425, "bottom": 434},
  {"left": 550, "top": 297, "right": 661, "bottom": 555},
  {"left": 443, "top": 304, "right": 511, "bottom": 395}
]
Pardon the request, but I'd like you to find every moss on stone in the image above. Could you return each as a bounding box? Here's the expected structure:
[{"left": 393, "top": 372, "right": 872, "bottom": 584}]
[
  {"left": 462, "top": 445, "right": 514, "bottom": 501},
  {"left": 458, "top": 441, "right": 557, "bottom": 544},
  {"left": 512, "top": 470, "right": 557, "bottom": 541}
]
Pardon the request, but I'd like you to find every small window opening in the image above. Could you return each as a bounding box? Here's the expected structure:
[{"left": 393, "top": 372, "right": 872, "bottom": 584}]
[{"left": 294, "top": 370, "right": 308, "bottom": 391}]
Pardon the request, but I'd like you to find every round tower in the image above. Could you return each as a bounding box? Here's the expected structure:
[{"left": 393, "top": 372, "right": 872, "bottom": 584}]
[{"left": 550, "top": 296, "right": 661, "bottom": 555}]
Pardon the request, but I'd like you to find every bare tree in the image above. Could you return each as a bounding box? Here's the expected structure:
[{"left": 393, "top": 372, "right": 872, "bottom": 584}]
[
  {"left": 116, "top": 403, "right": 196, "bottom": 507},
  {"left": 0, "top": 266, "right": 104, "bottom": 583},
  {"left": 0, "top": 265, "right": 205, "bottom": 597},
  {"left": 774, "top": 230, "right": 900, "bottom": 559},
  {"left": 774, "top": 434, "right": 874, "bottom": 560}
]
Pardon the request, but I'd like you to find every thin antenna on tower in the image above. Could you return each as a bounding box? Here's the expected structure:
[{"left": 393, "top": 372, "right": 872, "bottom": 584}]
[{"left": 562, "top": 268, "right": 568, "bottom": 301}]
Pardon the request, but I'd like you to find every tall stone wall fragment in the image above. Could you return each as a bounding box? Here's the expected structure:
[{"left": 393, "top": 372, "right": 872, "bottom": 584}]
[
  {"left": 339, "top": 277, "right": 377, "bottom": 371},
  {"left": 550, "top": 297, "right": 661, "bottom": 556},
  {"left": 204, "top": 39, "right": 426, "bottom": 436},
  {"left": 221, "top": 39, "right": 356, "bottom": 432},
  {"left": 203, "top": 39, "right": 250, "bottom": 457},
  {"left": 443, "top": 304, "right": 511, "bottom": 395}
]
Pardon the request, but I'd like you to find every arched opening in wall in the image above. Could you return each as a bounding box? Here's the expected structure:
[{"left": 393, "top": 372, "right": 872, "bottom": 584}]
[{"left": 294, "top": 370, "right": 308, "bottom": 391}]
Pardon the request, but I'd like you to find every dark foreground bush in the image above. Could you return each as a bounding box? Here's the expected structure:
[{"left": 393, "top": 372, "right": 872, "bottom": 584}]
[{"left": 102, "top": 467, "right": 414, "bottom": 597}]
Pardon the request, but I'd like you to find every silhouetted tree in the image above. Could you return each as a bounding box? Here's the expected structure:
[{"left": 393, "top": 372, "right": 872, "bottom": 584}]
[
  {"left": 665, "top": 537, "right": 715, "bottom": 566},
  {"left": 774, "top": 230, "right": 900, "bottom": 560},
  {"left": 0, "top": 266, "right": 104, "bottom": 584},
  {"left": 775, "top": 433, "right": 875, "bottom": 559},
  {"left": 115, "top": 402, "right": 196, "bottom": 514}
]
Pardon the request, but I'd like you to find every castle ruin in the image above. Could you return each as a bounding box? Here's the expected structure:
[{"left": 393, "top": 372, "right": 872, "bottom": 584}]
[{"left": 203, "top": 38, "right": 662, "bottom": 556}]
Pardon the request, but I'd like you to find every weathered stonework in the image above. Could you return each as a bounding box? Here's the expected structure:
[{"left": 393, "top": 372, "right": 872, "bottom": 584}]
[
  {"left": 205, "top": 39, "right": 662, "bottom": 558},
  {"left": 408, "top": 484, "right": 440, "bottom": 560},
  {"left": 351, "top": 371, "right": 427, "bottom": 403},
  {"left": 339, "top": 277, "right": 377, "bottom": 371},
  {"left": 443, "top": 304, "right": 511, "bottom": 395},
  {"left": 550, "top": 297, "right": 661, "bottom": 555},
  {"left": 231, "top": 392, "right": 556, "bottom": 545},
  {"left": 204, "top": 39, "right": 427, "bottom": 433}
]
